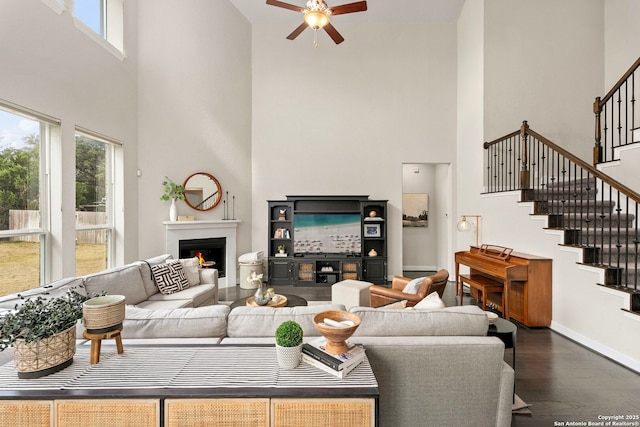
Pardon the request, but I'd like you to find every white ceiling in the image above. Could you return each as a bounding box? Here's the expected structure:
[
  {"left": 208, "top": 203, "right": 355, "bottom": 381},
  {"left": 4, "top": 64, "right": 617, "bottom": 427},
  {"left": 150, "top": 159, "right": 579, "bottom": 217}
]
[{"left": 229, "top": 0, "right": 466, "bottom": 25}]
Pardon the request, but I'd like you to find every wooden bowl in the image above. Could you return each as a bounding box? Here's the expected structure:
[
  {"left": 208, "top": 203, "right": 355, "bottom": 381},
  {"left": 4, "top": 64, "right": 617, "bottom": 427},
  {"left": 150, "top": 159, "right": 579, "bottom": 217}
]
[{"left": 312, "top": 310, "right": 361, "bottom": 354}]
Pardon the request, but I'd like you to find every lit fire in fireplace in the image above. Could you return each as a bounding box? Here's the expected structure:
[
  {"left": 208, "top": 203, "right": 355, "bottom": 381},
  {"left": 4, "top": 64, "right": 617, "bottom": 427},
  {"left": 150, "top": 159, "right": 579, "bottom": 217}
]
[{"left": 196, "top": 252, "right": 205, "bottom": 266}]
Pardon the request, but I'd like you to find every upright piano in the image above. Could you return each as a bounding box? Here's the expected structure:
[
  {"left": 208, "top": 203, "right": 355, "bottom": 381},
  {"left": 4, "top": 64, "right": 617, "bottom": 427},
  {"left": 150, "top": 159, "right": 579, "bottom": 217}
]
[{"left": 455, "top": 245, "right": 552, "bottom": 327}]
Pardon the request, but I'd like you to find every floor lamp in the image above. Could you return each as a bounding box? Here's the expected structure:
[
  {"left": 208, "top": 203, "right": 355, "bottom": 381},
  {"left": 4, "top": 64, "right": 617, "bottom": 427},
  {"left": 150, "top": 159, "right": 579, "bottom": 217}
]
[{"left": 457, "top": 215, "right": 481, "bottom": 247}]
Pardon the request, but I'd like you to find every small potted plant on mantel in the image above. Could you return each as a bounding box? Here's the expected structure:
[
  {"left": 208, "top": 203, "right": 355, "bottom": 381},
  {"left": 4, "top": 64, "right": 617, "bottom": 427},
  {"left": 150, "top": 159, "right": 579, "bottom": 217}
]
[
  {"left": 274, "top": 320, "right": 303, "bottom": 370},
  {"left": 160, "top": 176, "right": 185, "bottom": 221},
  {"left": 0, "top": 289, "right": 89, "bottom": 378}
]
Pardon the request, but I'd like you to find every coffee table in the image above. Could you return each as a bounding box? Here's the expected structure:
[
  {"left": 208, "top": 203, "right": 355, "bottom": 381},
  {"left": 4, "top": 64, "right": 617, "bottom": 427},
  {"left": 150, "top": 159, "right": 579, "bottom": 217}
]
[{"left": 230, "top": 293, "right": 308, "bottom": 309}]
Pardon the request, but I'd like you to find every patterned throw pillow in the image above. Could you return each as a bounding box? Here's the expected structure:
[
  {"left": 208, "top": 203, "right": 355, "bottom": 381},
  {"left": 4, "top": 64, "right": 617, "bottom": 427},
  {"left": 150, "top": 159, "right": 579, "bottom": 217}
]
[{"left": 151, "top": 261, "right": 190, "bottom": 295}]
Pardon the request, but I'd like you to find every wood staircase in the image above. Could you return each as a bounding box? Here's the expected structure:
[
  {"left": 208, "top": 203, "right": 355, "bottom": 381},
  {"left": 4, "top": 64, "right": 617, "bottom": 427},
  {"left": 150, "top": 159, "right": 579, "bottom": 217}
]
[{"left": 484, "top": 122, "right": 640, "bottom": 316}]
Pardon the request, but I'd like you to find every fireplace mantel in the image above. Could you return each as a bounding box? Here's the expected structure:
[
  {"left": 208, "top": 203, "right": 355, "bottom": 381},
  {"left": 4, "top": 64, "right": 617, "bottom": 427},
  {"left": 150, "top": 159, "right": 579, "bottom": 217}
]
[{"left": 164, "top": 220, "right": 240, "bottom": 288}]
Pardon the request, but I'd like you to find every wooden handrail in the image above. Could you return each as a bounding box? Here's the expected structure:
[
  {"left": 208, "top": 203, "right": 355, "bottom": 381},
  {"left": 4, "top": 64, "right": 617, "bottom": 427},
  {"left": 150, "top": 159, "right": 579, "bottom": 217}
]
[
  {"left": 597, "top": 56, "right": 640, "bottom": 107},
  {"left": 486, "top": 121, "right": 640, "bottom": 204},
  {"left": 593, "top": 56, "right": 640, "bottom": 164}
]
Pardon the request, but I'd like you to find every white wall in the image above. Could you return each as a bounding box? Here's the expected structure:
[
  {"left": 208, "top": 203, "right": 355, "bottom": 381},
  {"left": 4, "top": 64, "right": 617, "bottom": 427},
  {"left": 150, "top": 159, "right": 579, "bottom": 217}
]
[
  {"left": 604, "top": 0, "right": 640, "bottom": 88},
  {"left": 251, "top": 22, "right": 458, "bottom": 278},
  {"left": 484, "top": 0, "right": 604, "bottom": 163},
  {"left": 0, "top": 0, "right": 139, "bottom": 277},
  {"left": 136, "top": 0, "right": 253, "bottom": 267}
]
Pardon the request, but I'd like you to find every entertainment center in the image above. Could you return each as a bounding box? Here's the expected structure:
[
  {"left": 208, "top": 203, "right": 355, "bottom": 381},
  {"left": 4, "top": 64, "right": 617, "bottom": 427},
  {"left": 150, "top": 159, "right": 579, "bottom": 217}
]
[{"left": 267, "top": 196, "right": 388, "bottom": 286}]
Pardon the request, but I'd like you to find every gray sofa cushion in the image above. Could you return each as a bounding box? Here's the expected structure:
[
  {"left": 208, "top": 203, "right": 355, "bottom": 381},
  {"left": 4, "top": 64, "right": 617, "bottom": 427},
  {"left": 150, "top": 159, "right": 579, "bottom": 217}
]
[
  {"left": 133, "top": 254, "right": 173, "bottom": 297},
  {"left": 135, "top": 299, "right": 193, "bottom": 309},
  {"left": 349, "top": 305, "right": 489, "bottom": 336},
  {"left": 0, "top": 277, "right": 85, "bottom": 309},
  {"left": 146, "top": 284, "right": 216, "bottom": 307},
  {"left": 122, "top": 304, "right": 230, "bottom": 339},
  {"left": 227, "top": 304, "right": 346, "bottom": 338},
  {"left": 84, "top": 264, "right": 148, "bottom": 305}
]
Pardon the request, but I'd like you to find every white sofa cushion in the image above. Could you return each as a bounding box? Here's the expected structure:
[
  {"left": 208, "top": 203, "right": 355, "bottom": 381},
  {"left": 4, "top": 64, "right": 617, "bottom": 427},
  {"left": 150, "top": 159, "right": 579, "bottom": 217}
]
[
  {"left": 133, "top": 254, "right": 173, "bottom": 297},
  {"left": 0, "top": 277, "right": 85, "bottom": 309},
  {"left": 135, "top": 299, "right": 193, "bottom": 309},
  {"left": 122, "top": 304, "right": 230, "bottom": 339},
  {"left": 349, "top": 305, "right": 489, "bottom": 337},
  {"left": 177, "top": 257, "right": 200, "bottom": 286},
  {"left": 147, "top": 284, "right": 216, "bottom": 307},
  {"left": 413, "top": 291, "right": 446, "bottom": 310},
  {"left": 227, "top": 304, "right": 346, "bottom": 338},
  {"left": 84, "top": 264, "right": 148, "bottom": 305}
]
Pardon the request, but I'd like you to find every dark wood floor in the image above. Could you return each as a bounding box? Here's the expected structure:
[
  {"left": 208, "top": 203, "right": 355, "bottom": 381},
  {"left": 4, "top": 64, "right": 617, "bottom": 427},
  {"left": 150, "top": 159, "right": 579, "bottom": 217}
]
[{"left": 221, "top": 275, "right": 640, "bottom": 426}]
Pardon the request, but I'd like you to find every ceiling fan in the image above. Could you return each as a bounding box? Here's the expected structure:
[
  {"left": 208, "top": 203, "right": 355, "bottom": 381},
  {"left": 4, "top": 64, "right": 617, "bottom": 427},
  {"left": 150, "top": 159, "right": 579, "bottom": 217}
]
[{"left": 266, "top": 0, "right": 368, "bottom": 46}]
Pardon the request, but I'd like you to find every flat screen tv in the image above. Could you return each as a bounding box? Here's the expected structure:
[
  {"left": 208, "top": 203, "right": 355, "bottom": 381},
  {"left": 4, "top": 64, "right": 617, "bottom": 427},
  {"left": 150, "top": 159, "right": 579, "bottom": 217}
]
[{"left": 294, "top": 213, "right": 361, "bottom": 255}]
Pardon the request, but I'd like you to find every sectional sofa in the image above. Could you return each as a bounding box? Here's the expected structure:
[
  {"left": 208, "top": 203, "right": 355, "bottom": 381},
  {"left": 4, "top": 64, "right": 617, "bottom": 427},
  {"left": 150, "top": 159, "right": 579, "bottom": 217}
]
[{"left": 0, "top": 256, "right": 514, "bottom": 427}]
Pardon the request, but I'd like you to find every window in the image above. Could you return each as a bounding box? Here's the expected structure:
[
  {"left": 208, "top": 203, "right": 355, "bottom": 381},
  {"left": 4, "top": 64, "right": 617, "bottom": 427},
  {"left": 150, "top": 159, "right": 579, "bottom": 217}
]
[
  {"left": 0, "top": 106, "right": 52, "bottom": 296},
  {"left": 66, "top": 0, "right": 124, "bottom": 56},
  {"left": 75, "top": 130, "right": 115, "bottom": 276},
  {"left": 74, "top": 0, "right": 104, "bottom": 36}
]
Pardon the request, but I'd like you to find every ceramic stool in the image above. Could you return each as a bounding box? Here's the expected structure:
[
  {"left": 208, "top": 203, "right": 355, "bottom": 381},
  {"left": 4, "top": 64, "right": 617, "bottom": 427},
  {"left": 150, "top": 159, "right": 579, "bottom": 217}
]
[{"left": 331, "top": 279, "right": 372, "bottom": 308}]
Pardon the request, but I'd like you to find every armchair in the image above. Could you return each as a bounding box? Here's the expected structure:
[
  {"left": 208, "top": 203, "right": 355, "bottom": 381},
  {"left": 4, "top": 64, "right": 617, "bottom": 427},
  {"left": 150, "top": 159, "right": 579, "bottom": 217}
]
[{"left": 369, "top": 269, "right": 449, "bottom": 308}]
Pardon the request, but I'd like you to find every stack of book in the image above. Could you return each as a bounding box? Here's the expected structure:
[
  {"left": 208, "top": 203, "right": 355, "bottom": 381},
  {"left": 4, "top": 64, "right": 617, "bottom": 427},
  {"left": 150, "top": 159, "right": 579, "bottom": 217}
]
[{"left": 301, "top": 337, "right": 366, "bottom": 378}]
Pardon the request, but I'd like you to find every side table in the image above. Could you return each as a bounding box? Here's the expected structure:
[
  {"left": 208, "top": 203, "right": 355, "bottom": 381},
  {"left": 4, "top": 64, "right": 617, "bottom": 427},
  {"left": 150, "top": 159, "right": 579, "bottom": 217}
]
[{"left": 487, "top": 317, "right": 517, "bottom": 401}]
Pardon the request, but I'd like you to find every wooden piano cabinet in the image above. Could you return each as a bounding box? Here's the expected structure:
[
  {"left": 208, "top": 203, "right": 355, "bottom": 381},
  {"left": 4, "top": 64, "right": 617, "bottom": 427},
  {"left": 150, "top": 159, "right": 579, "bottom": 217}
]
[{"left": 455, "top": 246, "right": 552, "bottom": 327}]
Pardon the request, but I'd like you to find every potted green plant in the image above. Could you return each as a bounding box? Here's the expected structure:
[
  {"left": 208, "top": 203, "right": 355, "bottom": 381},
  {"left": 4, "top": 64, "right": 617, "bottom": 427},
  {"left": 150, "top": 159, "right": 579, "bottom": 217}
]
[
  {"left": 160, "top": 176, "right": 185, "bottom": 221},
  {"left": 274, "top": 320, "right": 303, "bottom": 369},
  {"left": 0, "top": 289, "right": 90, "bottom": 378},
  {"left": 277, "top": 244, "right": 286, "bottom": 254}
]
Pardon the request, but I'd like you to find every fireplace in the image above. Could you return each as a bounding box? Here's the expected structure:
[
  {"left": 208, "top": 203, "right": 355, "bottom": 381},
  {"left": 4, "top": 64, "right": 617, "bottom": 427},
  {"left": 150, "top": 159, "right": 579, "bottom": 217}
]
[
  {"left": 179, "top": 238, "right": 226, "bottom": 278},
  {"left": 164, "top": 219, "right": 240, "bottom": 288}
]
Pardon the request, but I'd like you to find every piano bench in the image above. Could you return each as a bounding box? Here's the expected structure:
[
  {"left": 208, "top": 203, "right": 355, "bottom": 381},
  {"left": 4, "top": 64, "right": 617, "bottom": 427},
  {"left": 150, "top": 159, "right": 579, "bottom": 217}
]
[{"left": 459, "top": 274, "right": 505, "bottom": 314}]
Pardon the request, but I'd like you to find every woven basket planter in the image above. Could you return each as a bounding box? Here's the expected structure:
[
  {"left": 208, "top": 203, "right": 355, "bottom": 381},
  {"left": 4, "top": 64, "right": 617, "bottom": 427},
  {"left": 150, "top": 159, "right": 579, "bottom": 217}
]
[
  {"left": 83, "top": 295, "right": 126, "bottom": 334},
  {"left": 14, "top": 325, "right": 76, "bottom": 378}
]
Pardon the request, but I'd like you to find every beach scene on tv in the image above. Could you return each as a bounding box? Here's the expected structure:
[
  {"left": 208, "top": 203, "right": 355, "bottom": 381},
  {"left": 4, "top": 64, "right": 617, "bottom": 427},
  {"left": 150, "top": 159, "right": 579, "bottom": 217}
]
[{"left": 294, "top": 214, "right": 362, "bottom": 254}]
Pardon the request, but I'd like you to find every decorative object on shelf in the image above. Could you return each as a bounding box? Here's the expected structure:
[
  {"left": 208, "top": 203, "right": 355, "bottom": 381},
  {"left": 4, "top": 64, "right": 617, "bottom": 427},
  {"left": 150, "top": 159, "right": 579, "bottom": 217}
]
[
  {"left": 275, "top": 320, "right": 303, "bottom": 370},
  {"left": 457, "top": 215, "right": 481, "bottom": 246},
  {"left": 82, "top": 295, "right": 126, "bottom": 334},
  {"left": 160, "top": 176, "right": 185, "bottom": 221},
  {"left": 364, "top": 223, "right": 381, "bottom": 237},
  {"left": 402, "top": 193, "right": 428, "bottom": 227},
  {"left": 277, "top": 244, "right": 286, "bottom": 255},
  {"left": 278, "top": 209, "right": 287, "bottom": 220},
  {"left": 312, "top": 310, "right": 361, "bottom": 355},
  {"left": 368, "top": 248, "right": 377, "bottom": 257},
  {"left": 182, "top": 172, "right": 222, "bottom": 212},
  {"left": 369, "top": 210, "right": 377, "bottom": 218},
  {"left": 0, "top": 288, "right": 90, "bottom": 378}
]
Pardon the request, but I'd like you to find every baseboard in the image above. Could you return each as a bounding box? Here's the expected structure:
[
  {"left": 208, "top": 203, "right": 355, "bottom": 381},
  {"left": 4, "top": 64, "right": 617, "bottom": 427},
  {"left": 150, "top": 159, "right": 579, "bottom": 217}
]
[{"left": 402, "top": 265, "right": 439, "bottom": 272}]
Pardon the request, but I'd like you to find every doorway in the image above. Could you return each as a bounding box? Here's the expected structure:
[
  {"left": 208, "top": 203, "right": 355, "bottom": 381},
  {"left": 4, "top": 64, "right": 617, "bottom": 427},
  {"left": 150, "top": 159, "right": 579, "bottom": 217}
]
[{"left": 401, "top": 163, "right": 453, "bottom": 275}]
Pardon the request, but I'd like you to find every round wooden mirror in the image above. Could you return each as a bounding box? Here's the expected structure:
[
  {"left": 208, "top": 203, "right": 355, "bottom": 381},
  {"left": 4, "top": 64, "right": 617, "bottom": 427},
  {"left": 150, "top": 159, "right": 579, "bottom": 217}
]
[{"left": 182, "top": 172, "right": 222, "bottom": 211}]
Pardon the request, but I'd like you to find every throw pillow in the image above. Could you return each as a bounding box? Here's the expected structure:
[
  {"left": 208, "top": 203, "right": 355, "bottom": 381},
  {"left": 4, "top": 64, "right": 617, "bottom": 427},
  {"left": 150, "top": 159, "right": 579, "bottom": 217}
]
[
  {"left": 377, "top": 299, "right": 408, "bottom": 309},
  {"left": 402, "top": 277, "right": 425, "bottom": 294},
  {"left": 413, "top": 291, "right": 446, "bottom": 310},
  {"left": 151, "top": 261, "right": 190, "bottom": 295},
  {"left": 176, "top": 257, "right": 200, "bottom": 287}
]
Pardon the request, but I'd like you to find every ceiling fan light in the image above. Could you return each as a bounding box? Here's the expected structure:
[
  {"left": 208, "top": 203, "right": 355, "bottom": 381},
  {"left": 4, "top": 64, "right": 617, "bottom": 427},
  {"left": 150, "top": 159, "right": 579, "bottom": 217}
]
[{"left": 304, "top": 10, "right": 329, "bottom": 29}]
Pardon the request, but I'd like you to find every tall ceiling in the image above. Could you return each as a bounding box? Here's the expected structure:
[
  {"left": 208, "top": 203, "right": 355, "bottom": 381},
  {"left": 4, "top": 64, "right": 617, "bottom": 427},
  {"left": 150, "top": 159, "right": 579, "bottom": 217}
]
[{"left": 229, "top": 0, "right": 466, "bottom": 24}]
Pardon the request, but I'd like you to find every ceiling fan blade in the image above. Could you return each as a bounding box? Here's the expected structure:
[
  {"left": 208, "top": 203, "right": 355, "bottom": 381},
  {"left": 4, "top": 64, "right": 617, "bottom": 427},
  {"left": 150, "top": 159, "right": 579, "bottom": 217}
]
[
  {"left": 266, "top": 0, "right": 305, "bottom": 13},
  {"left": 286, "top": 22, "right": 308, "bottom": 40},
  {"left": 324, "top": 23, "right": 345, "bottom": 44},
  {"left": 328, "top": 1, "right": 367, "bottom": 16}
]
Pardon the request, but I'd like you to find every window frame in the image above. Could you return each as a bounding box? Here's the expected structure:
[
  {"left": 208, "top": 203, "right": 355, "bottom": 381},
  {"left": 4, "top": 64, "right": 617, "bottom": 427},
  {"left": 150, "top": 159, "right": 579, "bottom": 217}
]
[
  {"left": 74, "top": 128, "right": 118, "bottom": 272},
  {"left": 0, "top": 100, "right": 58, "bottom": 288}
]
